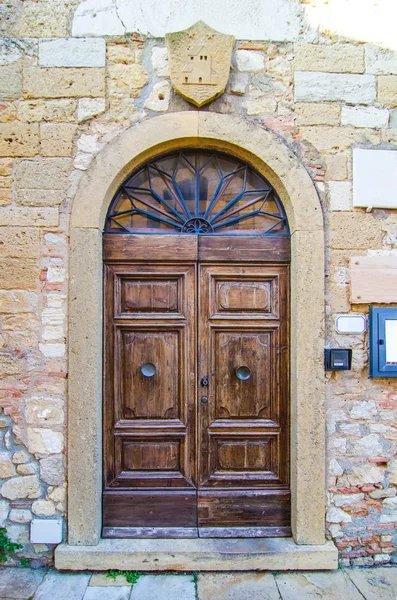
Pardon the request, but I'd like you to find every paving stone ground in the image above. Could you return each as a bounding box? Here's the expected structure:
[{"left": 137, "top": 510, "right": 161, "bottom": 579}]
[{"left": 0, "top": 566, "right": 396, "bottom": 599}]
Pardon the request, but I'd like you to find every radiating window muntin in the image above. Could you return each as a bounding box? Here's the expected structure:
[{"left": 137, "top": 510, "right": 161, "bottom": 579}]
[{"left": 105, "top": 150, "right": 289, "bottom": 236}]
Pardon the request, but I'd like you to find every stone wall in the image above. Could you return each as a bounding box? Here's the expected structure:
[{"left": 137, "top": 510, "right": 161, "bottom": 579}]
[{"left": 0, "top": 0, "right": 397, "bottom": 567}]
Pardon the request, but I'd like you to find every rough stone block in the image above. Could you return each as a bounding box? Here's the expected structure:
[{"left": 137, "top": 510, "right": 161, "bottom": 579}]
[
  {"left": 0, "top": 290, "right": 37, "bottom": 313},
  {"left": 85, "top": 585, "right": 131, "bottom": 600},
  {"left": 197, "top": 573, "right": 280, "bottom": 600},
  {"left": 0, "top": 474, "right": 40, "bottom": 500},
  {"left": 0, "top": 123, "right": 39, "bottom": 157},
  {"left": 228, "top": 72, "right": 249, "bottom": 96},
  {"left": 366, "top": 45, "right": 397, "bottom": 75},
  {"left": 341, "top": 106, "right": 389, "bottom": 128},
  {"left": 9, "top": 509, "right": 32, "bottom": 523},
  {"left": 130, "top": 575, "right": 195, "bottom": 600},
  {"left": 0, "top": 227, "right": 40, "bottom": 258},
  {"left": 328, "top": 181, "right": 352, "bottom": 211},
  {"left": 330, "top": 212, "right": 383, "bottom": 250},
  {"left": 108, "top": 64, "right": 148, "bottom": 97},
  {"left": 0, "top": 159, "right": 12, "bottom": 177},
  {"left": 17, "top": 99, "right": 77, "bottom": 123},
  {"left": 16, "top": 189, "right": 63, "bottom": 207},
  {"left": 324, "top": 154, "right": 348, "bottom": 182},
  {"left": 295, "top": 72, "right": 376, "bottom": 104},
  {"left": 19, "top": 1, "right": 69, "bottom": 37},
  {"left": 108, "top": 44, "right": 136, "bottom": 64},
  {"left": 0, "top": 189, "right": 12, "bottom": 206},
  {"left": 0, "top": 66, "right": 21, "bottom": 99},
  {"left": 77, "top": 98, "right": 106, "bottom": 122},
  {"left": 72, "top": 1, "right": 125, "bottom": 37},
  {"left": 0, "top": 101, "right": 17, "bottom": 123},
  {"left": 0, "top": 453, "right": 15, "bottom": 478},
  {"left": 0, "top": 207, "right": 59, "bottom": 227},
  {"left": 300, "top": 126, "right": 380, "bottom": 152},
  {"left": 34, "top": 572, "right": 91, "bottom": 600},
  {"left": 15, "top": 158, "right": 71, "bottom": 190},
  {"left": 39, "top": 38, "right": 106, "bottom": 68},
  {"left": 0, "top": 500, "right": 9, "bottom": 526},
  {"left": 151, "top": 46, "right": 169, "bottom": 76},
  {"left": 144, "top": 81, "right": 171, "bottom": 112},
  {"left": 39, "top": 343, "right": 66, "bottom": 358},
  {"left": 27, "top": 428, "right": 64, "bottom": 455},
  {"left": 236, "top": 50, "right": 265, "bottom": 72},
  {"left": 378, "top": 76, "right": 397, "bottom": 108},
  {"left": 295, "top": 43, "right": 364, "bottom": 73},
  {"left": 295, "top": 102, "right": 340, "bottom": 126},
  {"left": 25, "top": 398, "right": 64, "bottom": 427},
  {"left": 0, "top": 258, "right": 38, "bottom": 290},
  {"left": 23, "top": 68, "right": 106, "bottom": 99},
  {"left": 32, "top": 499, "right": 56, "bottom": 516},
  {"left": 40, "top": 123, "right": 77, "bottom": 157},
  {"left": 40, "top": 454, "right": 65, "bottom": 485}
]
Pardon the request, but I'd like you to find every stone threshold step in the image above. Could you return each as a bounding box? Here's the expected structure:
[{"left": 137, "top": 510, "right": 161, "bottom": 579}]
[{"left": 55, "top": 537, "right": 338, "bottom": 571}]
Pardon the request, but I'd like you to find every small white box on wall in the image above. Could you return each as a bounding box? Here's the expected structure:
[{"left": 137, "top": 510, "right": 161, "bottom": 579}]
[
  {"left": 30, "top": 519, "right": 63, "bottom": 544},
  {"left": 353, "top": 149, "right": 397, "bottom": 209}
]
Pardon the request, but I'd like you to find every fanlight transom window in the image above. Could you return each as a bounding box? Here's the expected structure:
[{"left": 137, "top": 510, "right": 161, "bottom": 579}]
[{"left": 105, "top": 150, "right": 289, "bottom": 236}]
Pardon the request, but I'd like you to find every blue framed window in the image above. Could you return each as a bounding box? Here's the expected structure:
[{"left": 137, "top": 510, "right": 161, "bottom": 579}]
[{"left": 370, "top": 307, "right": 397, "bottom": 377}]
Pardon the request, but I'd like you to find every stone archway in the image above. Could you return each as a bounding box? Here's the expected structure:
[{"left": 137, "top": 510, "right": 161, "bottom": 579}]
[{"left": 58, "top": 112, "right": 334, "bottom": 569}]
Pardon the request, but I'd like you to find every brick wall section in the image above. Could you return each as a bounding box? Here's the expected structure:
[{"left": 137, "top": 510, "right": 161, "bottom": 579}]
[{"left": 0, "top": 0, "right": 397, "bottom": 567}]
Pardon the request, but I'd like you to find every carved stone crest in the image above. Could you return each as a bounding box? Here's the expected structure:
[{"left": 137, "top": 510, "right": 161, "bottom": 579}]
[{"left": 166, "top": 21, "right": 235, "bottom": 108}]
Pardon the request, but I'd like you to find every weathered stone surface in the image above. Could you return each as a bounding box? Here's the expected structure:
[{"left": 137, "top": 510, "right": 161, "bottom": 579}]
[
  {"left": 34, "top": 572, "right": 91, "bottom": 600},
  {"left": 0, "top": 500, "right": 9, "bottom": 526},
  {"left": 0, "top": 474, "right": 40, "bottom": 499},
  {"left": 325, "top": 154, "right": 348, "bottom": 181},
  {"left": 236, "top": 50, "right": 265, "bottom": 72},
  {"left": 295, "top": 43, "right": 364, "bottom": 73},
  {"left": 295, "top": 102, "right": 340, "bottom": 126},
  {"left": 388, "top": 460, "right": 397, "bottom": 484},
  {"left": 347, "top": 567, "right": 397, "bottom": 600},
  {"left": 0, "top": 101, "right": 17, "bottom": 123},
  {"left": 17, "top": 99, "right": 77, "bottom": 122},
  {"left": 40, "top": 123, "right": 77, "bottom": 157},
  {"left": 19, "top": 1, "right": 69, "bottom": 37},
  {"left": 197, "top": 573, "right": 280, "bottom": 600},
  {"left": 17, "top": 463, "right": 37, "bottom": 475},
  {"left": 295, "top": 72, "right": 376, "bottom": 104},
  {"left": 144, "top": 81, "right": 171, "bottom": 112},
  {"left": 23, "top": 68, "right": 106, "bottom": 99},
  {"left": 366, "top": 45, "right": 397, "bottom": 75},
  {"left": 108, "top": 64, "right": 148, "bottom": 97},
  {"left": 378, "top": 76, "right": 397, "bottom": 108},
  {"left": 85, "top": 585, "right": 131, "bottom": 600},
  {"left": 0, "top": 66, "right": 21, "bottom": 99},
  {"left": 0, "top": 159, "right": 12, "bottom": 177},
  {"left": 39, "top": 38, "right": 106, "bottom": 68},
  {"left": 15, "top": 158, "right": 71, "bottom": 190},
  {"left": 151, "top": 46, "right": 169, "bottom": 76},
  {"left": 0, "top": 258, "right": 38, "bottom": 290},
  {"left": 32, "top": 499, "right": 57, "bottom": 516},
  {"left": 333, "top": 493, "right": 364, "bottom": 507},
  {"left": 131, "top": 575, "right": 195, "bottom": 600},
  {"left": 353, "top": 434, "right": 383, "bottom": 457},
  {"left": 0, "top": 453, "right": 15, "bottom": 478},
  {"left": 39, "top": 342, "right": 66, "bottom": 358},
  {"left": 12, "top": 450, "right": 30, "bottom": 464},
  {"left": 0, "top": 567, "right": 45, "bottom": 597},
  {"left": 9, "top": 508, "right": 32, "bottom": 523},
  {"left": 77, "top": 98, "right": 106, "bottom": 122},
  {"left": 0, "top": 227, "right": 40, "bottom": 258},
  {"left": 72, "top": 0, "right": 125, "bottom": 37},
  {"left": 27, "top": 428, "right": 64, "bottom": 455},
  {"left": 326, "top": 507, "right": 352, "bottom": 523},
  {"left": 0, "top": 123, "right": 39, "bottom": 157},
  {"left": 17, "top": 189, "right": 63, "bottom": 207},
  {"left": 328, "top": 181, "right": 352, "bottom": 211},
  {"left": 369, "top": 488, "right": 396, "bottom": 499},
  {"left": 0, "top": 207, "right": 59, "bottom": 227},
  {"left": 275, "top": 571, "right": 363, "bottom": 600},
  {"left": 40, "top": 455, "right": 65, "bottom": 486},
  {"left": 349, "top": 400, "right": 378, "bottom": 419},
  {"left": 89, "top": 573, "right": 131, "bottom": 587},
  {"left": 108, "top": 44, "right": 136, "bottom": 64},
  {"left": 341, "top": 106, "right": 389, "bottom": 128},
  {"left": 25, "top": 398, "right": 64, "bottom": 427},
  {"left": 229, "top": 72, "right": 249, "bottom": 95},
  {"left": 299, "top": 125, "right": 380, "bottom": 152},
  {"left": 0, "top": 290, "right": 37, "bottom": 313},
  {"left": 330, "top": 212, "right": 383, "bottom": 250}
]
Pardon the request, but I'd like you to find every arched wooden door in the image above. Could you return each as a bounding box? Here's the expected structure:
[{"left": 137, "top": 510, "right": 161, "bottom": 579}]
[{"left": 102, "top": 151, "right": 291, "bottom": 538}]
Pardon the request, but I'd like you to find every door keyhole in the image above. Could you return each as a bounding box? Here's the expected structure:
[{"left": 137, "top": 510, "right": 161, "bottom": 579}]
[{"left": 201, "top": 377, "right": 209, "bottom": 387}]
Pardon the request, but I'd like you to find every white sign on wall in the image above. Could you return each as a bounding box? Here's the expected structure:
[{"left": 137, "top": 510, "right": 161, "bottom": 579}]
[{"left": 353, "top": 149, "right": 397, "bottom": 209}]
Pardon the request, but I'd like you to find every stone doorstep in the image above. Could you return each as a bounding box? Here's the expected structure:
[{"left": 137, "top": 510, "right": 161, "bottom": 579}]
[{"left": 55, "top": 538, "right": 338, "bottom": 572}]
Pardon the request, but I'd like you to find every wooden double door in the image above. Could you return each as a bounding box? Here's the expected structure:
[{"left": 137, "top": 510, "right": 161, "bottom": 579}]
[{"left": 103, "top": 234, "right": 291, "bottom": 538}]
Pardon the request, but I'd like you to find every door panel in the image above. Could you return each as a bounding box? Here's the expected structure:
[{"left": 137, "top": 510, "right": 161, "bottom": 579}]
[
  {"left": 103, "top": 240, "right": 290, "bottom": 538},
  {"left": 103, "top": 262, "right": 197, "bottom": 530},
  {"left": 198, "top": 264, "right": 290, "bottom": 532}
]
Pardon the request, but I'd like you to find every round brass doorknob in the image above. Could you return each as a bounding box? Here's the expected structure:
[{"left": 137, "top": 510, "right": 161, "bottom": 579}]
[
  {"left": 201, "top": 396, "right": 208, "bottom": 404},
  {"left": 141, "top": 363, "right": 156, "bottom": 377},
  {"left": 235, "top": 366, "right": 251, "bottom": 380}
]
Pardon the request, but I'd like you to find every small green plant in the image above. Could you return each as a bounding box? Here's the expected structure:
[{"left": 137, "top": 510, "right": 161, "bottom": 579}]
[
  {"left": 106, "top": 569, "right": 141, "bottom": 584},
  {"left": 0, "top": 527, "right": 22, "bottom": 563},
  {"left": 192, "top": 572, "right": 199, "bottom": 597},
  {"left": 20, "top": 557, "right": 31, "bottom": 567}
]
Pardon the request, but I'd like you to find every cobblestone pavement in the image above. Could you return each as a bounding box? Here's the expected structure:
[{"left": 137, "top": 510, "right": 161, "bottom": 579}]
[{"left": 1, "top": 566, "right": 397, "bottom": 599}]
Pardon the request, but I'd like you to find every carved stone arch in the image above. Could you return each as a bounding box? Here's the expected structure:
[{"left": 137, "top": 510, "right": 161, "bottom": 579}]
[{"left": 67, "top": 112, "right": 325, "bottom": 552}]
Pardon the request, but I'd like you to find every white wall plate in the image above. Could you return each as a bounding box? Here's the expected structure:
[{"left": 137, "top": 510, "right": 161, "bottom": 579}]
[
  {"left": 30, "top": 519, "right": 63, "bottom": 544},
  {"left": 353, "top": 149, "right": 397, "bottom": 209},
  {"left": 336, "top": 315, "right": 367, "bottom": 334}
]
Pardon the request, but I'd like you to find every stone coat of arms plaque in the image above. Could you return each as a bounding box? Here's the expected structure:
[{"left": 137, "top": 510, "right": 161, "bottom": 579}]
[{"left": 166, "top": 21, "right": 235, "bottom": 108}]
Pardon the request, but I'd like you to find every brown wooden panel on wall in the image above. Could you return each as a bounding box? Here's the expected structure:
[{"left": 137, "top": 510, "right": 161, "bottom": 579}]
[
  {"left": 103, "top": 233, "right": 198, "bottom": 262},
  {"left": 198, "top": 235, "right": 290, "bottom": 262},
  {"left": 350, "top": 256, "right": 397, "bottom": 303}
]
